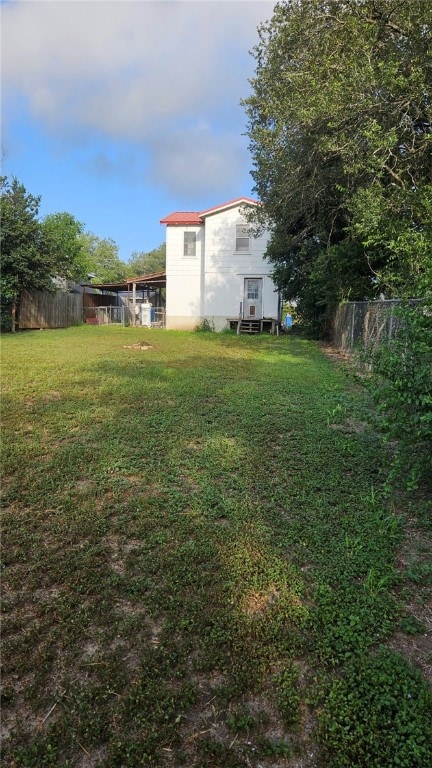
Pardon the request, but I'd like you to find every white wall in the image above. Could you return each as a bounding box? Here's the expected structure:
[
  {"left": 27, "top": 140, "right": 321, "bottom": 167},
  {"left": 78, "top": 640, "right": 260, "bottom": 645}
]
[
  {"left": 164, "top": 203, "right": 279, "bottom": 330},
  {"left": 165, "top": 224, "right": 204, "bottom": 330},
  {"left": 202, "top": 206, "right": 277, "bottom": 326}
]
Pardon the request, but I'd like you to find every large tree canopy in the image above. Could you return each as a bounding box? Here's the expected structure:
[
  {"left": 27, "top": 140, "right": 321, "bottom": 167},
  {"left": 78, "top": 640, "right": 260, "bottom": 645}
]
[
  {"left": 243, "top": 0, "right": 432, "bottom": 332},
  {"left": 127, "top": 243, "right": 166, "bottom": 277},
  {"left": 1, "top": 178, "right": 88, "bottom": 330},
  {"left": 40, "top": 212, "right": 88, "bottom": 282},
  {"left": 1, "top": 177, "right": 48, "bottom": 302},
  {"left": 80, "top": 233, "right": 127, "bottom": 284},
  {"left": 0, "top": 176, "right": 126, "bottom": 330}
]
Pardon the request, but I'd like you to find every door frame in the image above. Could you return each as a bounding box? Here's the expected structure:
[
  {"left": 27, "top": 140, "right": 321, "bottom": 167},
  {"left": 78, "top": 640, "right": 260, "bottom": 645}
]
[{"left": 243, "top": 277, "right": 263, "bottom": 320}]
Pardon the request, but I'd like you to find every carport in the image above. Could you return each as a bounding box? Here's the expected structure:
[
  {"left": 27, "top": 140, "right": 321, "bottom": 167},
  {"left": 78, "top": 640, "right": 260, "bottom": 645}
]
[{"left": 81, "top": 271, "right": 166, "bottom": 326}]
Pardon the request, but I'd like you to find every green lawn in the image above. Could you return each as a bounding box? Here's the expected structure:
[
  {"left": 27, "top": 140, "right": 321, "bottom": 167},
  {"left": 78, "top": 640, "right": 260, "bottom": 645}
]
[{"left": 1, "top": 326, "right": 431, "bottom": 767}]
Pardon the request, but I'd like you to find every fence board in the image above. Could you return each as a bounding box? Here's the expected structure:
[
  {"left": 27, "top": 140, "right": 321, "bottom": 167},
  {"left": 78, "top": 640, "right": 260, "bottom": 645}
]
[{"left": 19, "top": 289, "right": 83, "bottom": 329}]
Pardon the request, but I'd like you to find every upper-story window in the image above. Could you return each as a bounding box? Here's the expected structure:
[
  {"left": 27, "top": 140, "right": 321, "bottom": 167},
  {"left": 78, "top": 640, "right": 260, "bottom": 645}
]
[
  {"left": 235, "top": 223, "right": 250, "bottom": 253},
  {"left": 184, "top": 231, "right": 196, "bottom": 257}
]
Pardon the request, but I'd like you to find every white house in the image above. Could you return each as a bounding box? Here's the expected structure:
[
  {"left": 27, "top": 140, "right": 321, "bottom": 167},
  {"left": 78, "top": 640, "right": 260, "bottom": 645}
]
[{"left": 160, "top": 197, "right": 280, "bottom": 332}]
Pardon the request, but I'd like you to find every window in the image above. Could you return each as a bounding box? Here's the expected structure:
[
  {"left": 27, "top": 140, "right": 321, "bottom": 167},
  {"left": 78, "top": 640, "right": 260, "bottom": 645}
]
[
  {"left": 236, "top": 223, "right": 250, "bottom": 253},
  {"left": 184, "top": 231, "right": 196, "bottom": 257},
  {"left": 247, "top": 280, "right": 259, "bottom": 300}
]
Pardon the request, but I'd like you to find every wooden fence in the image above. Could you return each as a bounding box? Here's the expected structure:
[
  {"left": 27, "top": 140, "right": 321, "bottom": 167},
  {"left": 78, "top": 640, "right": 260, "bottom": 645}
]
[{"left": 19, "top": 289, "right": 83, "bottom": 329}]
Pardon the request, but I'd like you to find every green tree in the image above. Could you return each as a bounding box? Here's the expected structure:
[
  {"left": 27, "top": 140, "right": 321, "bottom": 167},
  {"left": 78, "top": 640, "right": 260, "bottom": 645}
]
[
  {"left": 80, "top": 232, "right": 127, "bottom": 283},
  {"left": 0, "top": 177, "right": 56, "bottom": 331},
  {"left": 243, "top": 0, "right": 432, "bottom": 334},
  {"left": 127, "top": 243, "right": 166, "bottom": 277},
  {"left": 40, "top": 212, "right": 89, "bottom": 282}
]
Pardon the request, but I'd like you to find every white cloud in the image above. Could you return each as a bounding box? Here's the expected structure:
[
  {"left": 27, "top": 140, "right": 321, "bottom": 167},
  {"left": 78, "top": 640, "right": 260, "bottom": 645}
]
[
  {"left": 1, "top": 0, "right": 274, "bottom": 196},
  {"left": 2, "top": 0, "right": 272, "bottom": 136},
  {"left": 149, "top": 121, "right": 247, "bottom": 197}
]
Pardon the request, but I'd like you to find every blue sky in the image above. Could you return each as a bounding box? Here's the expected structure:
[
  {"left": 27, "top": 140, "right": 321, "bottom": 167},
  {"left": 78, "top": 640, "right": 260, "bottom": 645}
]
[{"left": 1, "top": 0, "right": 274, "bottom": 264}]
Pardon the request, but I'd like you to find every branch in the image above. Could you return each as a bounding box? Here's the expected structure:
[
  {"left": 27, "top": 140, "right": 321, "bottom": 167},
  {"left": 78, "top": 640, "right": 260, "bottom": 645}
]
[
  {"left": 383, "top": 164, "right": 405, "bottom": 187},
  {"left": 364, "top": 17, "right": 406, "bottom": 37}
]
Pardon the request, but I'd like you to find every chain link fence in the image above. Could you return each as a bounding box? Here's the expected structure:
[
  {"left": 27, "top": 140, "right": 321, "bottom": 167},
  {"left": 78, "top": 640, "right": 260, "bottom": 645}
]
[
  {"left": 83, "top": 305, "right": 166, "bottom": 328},
  {"left": 84, "top": 306, "right": 125, "bottom": 325},
  {"left": 331, "top": 300, "right": 420, "bottom": 352}
]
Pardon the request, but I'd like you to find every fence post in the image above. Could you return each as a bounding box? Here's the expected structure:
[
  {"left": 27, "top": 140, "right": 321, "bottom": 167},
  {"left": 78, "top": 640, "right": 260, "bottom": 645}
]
[
  {"left": 388, "top": 303, "right": 394, "bottom": 343},
  {"left": 350, "top": 303, "right": 355, "bottom": 348}
]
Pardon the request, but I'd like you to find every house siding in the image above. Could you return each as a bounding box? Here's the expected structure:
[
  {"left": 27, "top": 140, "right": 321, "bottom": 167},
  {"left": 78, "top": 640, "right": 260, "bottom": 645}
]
[
  {"left": 164, "top": 202, "right": 278, "bottom": 331},
  {"left": 165, "top": 224, "right": 204, "bottom": 330}
]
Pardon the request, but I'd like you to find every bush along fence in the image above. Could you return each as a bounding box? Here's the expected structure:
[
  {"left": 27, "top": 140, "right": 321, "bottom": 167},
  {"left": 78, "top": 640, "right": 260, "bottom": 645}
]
[
  {"left": 331, "top": 299, "right": 420, "bottom": 352},
  {"left": 332, "top": 297, "right": 432, "bottom": 490}
]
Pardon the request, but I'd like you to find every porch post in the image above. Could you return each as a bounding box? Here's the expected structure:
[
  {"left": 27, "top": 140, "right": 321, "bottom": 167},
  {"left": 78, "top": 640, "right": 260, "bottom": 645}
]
[{"left": 132, "top": 281, "right": 136, "bottom": 326}]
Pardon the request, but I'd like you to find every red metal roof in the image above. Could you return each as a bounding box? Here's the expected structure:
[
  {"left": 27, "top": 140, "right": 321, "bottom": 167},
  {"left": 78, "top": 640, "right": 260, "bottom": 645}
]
[
  {"left": 160, "top": 197, "right": 259, "bottom": 226},
  {"left": 160, "top": 211, "right": 202, "bottom": 225}
]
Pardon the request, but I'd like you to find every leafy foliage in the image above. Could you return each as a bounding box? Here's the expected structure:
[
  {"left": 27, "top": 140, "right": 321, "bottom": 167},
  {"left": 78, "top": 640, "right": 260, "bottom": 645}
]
[
  {"left": 0, "top": 177, "right": 86, "bottom": 331},
  {"left": 243, "top": 0, "right": 432, "bottom": 332},
  {"left": 1, "top": 177, "right": 48, "bottom": 300},
  {"left": 367, "top": 296, "right": 432, "bottom": 489},
  {"left": 319, "top": 647, "right": 432, "bottom": 767},
  {"left": 195, "top": 317, "right": 215, "bottom": 332},
  {"left": 0, "top": 176, "right": 123, "bottom": 330},
  {"left": 80, "top": 232, "right": 127, "bottom": 283},
  {"left": 40, "top": 212, "right": 88, "bottom": 281},
  {"left": 127, "top": 243, "right": 166, "bottom": 276}
]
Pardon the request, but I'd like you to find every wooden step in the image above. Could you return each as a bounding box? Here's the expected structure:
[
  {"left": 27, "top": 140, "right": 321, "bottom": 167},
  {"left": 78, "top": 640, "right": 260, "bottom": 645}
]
[{"left": 238, "top": 320, "right": 261, "bottom": 334}]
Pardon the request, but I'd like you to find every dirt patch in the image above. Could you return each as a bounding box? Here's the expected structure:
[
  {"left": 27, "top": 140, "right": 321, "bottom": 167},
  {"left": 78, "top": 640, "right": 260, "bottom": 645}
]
[
  {"left": 81, "top": 640, "right": 100, "bottom": 662},
  {"left": 75, "top": 744, "right": 108, "bottom": 768},
  {"left": 388, "top": 627, "right": 432, "bottom": 683},
  {"left": 177, "top": 681, "right": 318, "bottom": 768},
  {"left": 123, "top": 341, "right": 153, "bottom": 350},
  {"left": 43, "top": 391, "right": 62, "bottom": 402},
  {"left": 329, "top": 417, "right": 367, "bottom": 434},
  {"left": 102, "top": 535, "right": 144, "bottom": 576},
  {"left": 242, "top": 586, "right": 279, "bottom": 615},
  {"left": 319, "top": 343, "right": 352, "bottom": 364},
  {"left": 75, "top": 479, "right": 97, "bottom": 493},
  {"left": 117, "top": 475, "right": 143, "bottom": 485},
  {"left": 114, "top": 598, "right": 147, "bottom": 616},
  {"left": 186, "top": 439, "right": 205, "bottom": 451}
]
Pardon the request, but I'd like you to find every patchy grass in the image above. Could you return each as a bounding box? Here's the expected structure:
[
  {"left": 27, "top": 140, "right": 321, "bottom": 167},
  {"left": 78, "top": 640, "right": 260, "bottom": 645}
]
[{"left": 1, "top": 325, "right": 431, "bottom": 767}]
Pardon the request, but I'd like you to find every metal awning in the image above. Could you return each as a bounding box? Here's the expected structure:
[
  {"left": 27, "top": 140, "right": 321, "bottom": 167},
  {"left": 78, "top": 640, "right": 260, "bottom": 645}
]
[{"left": 81, "top": 271, "right": 166, "bottom": 292}]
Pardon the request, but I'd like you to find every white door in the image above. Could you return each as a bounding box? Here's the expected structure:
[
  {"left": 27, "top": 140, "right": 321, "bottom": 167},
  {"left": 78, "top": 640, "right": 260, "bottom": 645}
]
[{"left": 244, "top": 278, "right": 263, "bottom": 319}]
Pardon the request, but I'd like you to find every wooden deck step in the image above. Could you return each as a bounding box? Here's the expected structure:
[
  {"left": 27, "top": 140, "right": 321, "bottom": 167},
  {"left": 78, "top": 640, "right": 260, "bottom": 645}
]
[{"left": 238, "top": 320, "right": 261, "bottom": 334}]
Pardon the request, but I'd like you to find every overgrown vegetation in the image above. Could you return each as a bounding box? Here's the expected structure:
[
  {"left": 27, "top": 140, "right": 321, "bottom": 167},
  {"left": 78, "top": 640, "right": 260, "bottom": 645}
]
[
  {"left": 1, "top": 327, "right": 430, "bottom": 767},
  {"left": 195, "top": 318, "right": 215, "bottom": 332},
  {"left": 243, "top": 0, "right": 431, "bottom": 333},
  {"left": 366, "top": 297, "right": 432, "bottom": 490}
]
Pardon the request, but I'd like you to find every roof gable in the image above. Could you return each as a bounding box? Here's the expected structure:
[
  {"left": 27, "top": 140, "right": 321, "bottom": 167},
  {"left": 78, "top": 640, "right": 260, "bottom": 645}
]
[
  {"left": 160, "top": 197, "right": 258, "bottom": 226},
  {"left": 199, "top": 197, "right": 258, "bottom": 218}
]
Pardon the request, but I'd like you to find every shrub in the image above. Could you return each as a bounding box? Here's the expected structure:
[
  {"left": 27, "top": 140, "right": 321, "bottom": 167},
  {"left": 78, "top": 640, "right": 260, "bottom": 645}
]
[
  {"left": 195, "top": 318, "right": 215, "bottom": 332},
  {"left": 368, "top": 298, "right": 432, "bottom": 490},
  {"left": 1, "top": 302, "right": 13, "bottom": 332}
]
